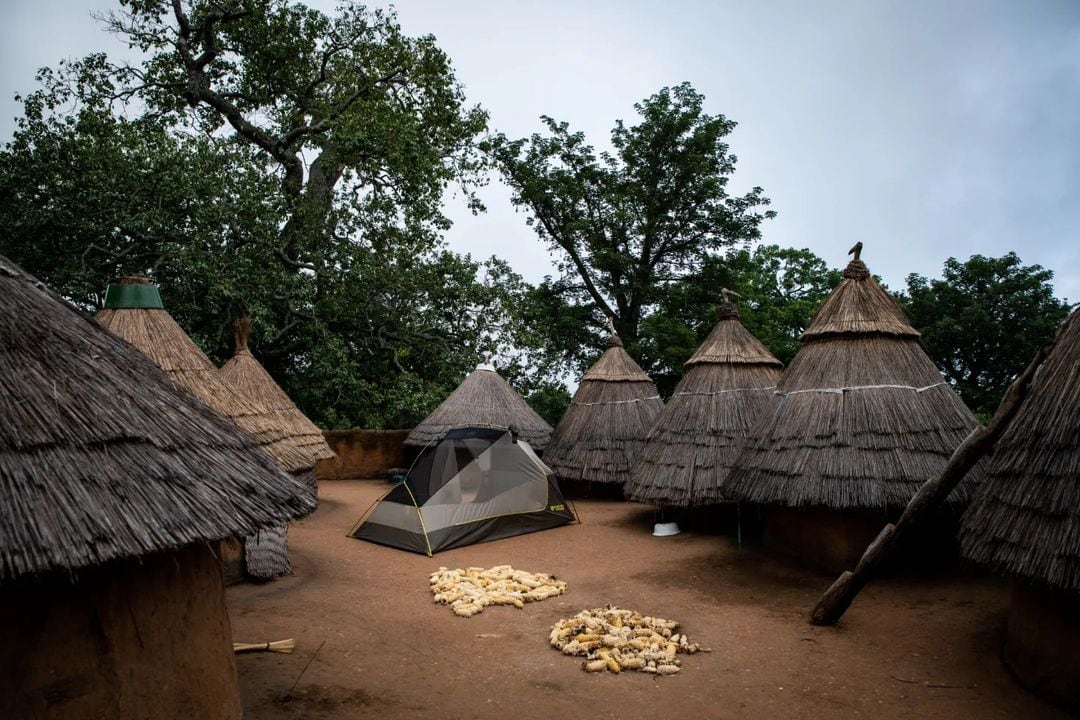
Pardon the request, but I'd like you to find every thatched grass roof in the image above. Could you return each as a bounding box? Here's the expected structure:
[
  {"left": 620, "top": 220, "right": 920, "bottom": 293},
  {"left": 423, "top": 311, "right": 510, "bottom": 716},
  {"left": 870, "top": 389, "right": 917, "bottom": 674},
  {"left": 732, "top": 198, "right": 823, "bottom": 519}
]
[
  {"left": 543, "top": 335, "right": 664, "bottom": 487},
  {"left": 405, "top": 364, "right": 553, "bottom": 449},
  {"left": 723, "top": 256, "right": 983, "bottom": 510},
  {"left": 960, "top": 307, "right": 1080, "bottom": 595},
  {"left": 0, "top": 255, "right": 314, "bottom": 582},
  {"left": 96, "top": 278, "right": 313, "bottom": 473},
  {"left": 626, "top": 302, "right": 783, "bottom": 506},
  {"left": 219, "top": 316, "right": 334, "bottom": 467}
]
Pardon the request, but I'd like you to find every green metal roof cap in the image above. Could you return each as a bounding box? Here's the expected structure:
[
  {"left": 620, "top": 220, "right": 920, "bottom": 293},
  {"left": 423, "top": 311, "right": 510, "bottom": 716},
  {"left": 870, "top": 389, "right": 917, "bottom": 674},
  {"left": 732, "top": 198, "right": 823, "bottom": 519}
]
[{"left": 104, "top": 281, "right": 164, "bottom": 309}]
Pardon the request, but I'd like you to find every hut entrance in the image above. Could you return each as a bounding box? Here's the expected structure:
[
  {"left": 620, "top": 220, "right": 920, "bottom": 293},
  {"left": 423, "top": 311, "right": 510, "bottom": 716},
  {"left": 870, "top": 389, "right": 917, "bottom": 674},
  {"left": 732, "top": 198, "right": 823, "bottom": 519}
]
[{"left": 349, "top": 427, "right": 574, "bottom": 555}]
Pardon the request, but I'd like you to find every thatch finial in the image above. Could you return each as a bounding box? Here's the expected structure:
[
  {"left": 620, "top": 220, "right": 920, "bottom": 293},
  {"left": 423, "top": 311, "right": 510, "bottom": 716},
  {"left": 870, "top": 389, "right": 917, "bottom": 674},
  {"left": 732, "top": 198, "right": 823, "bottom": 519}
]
[
  {"left": 604, "top": 316, "right": 623, "bottom": 347},
  {"left": 104, "top": 276, "right": 164, "bottom": 309},
  {"left": 718, "top": 288, "right": 742, "bottom": 320},
  {"left": 234, "top": 315, "right": 253, "bottom": 352},
  {"left": 843, "top": 243, "right": 870, "bottom": 280}
]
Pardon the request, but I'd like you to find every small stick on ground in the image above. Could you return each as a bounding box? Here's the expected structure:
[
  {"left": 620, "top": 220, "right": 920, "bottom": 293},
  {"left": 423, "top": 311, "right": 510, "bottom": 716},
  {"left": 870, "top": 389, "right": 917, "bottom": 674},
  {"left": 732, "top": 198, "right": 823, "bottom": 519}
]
[{"left": 283, "top": 639, "right": 326, "bottom": 701}]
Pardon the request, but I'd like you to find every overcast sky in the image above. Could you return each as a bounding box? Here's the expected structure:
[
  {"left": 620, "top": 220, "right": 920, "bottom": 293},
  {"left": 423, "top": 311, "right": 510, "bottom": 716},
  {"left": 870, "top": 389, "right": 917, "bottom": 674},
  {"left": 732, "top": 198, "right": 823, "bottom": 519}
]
[{"left": 2, "top": 0, "right": 1078, "bottom": 302}]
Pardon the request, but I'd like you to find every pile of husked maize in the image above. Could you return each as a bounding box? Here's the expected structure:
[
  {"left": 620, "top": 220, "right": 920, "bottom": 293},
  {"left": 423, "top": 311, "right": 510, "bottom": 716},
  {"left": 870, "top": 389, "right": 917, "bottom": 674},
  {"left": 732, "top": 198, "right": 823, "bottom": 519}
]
[
  {"left": 550, "top": 606, "right": 708, "bottom": 675},
  {"left": 430, "top": 565, "right": 567, "bottom": 618}
]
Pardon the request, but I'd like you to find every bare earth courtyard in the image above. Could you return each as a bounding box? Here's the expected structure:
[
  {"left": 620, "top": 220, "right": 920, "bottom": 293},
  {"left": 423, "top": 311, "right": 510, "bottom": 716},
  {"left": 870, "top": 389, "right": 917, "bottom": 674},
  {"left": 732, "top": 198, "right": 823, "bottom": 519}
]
[{"left": 228, "top": 480, "right": 1066, "bottom": 720}]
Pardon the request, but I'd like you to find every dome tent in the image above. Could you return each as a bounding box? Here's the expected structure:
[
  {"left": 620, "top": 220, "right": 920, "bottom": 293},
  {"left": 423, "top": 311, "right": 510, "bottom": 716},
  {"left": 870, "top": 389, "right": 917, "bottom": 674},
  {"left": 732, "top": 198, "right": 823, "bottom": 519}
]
[{"left": 350, "top": 427, "right": 573, "bottom": 555}]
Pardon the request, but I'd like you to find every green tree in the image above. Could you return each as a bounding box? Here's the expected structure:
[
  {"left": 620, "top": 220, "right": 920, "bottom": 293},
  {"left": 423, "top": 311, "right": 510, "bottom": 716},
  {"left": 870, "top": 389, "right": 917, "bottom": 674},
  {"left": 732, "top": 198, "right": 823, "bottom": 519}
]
[
  {"left": 488, "top": 83, "right": 774, "bottom": 370},
  {"left": 901, "top": 253, "right": 1072, "bottom": 417},
  {"left": 638, "top": 245, "right": 840, "bottom": 395},
  {"left": 0, "top": 1, "right": 540, "bottom": 429}
]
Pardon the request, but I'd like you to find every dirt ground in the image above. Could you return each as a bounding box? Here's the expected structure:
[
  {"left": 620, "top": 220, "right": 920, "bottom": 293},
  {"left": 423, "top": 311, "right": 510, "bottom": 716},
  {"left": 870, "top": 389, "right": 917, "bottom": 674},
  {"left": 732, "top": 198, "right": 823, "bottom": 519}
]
[{"left": 228, "top": 479, "right": 1067, "bottom": 720}]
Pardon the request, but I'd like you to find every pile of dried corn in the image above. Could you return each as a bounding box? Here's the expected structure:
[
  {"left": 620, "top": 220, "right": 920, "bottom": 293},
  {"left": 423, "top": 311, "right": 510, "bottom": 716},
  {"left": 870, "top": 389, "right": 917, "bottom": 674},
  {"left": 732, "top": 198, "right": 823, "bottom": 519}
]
[
  {"left": 430, "top": 565, "right": 567, "bottom": 618},
  {"left": 550, "top": 606, "right": 708, "bottom": 675}
]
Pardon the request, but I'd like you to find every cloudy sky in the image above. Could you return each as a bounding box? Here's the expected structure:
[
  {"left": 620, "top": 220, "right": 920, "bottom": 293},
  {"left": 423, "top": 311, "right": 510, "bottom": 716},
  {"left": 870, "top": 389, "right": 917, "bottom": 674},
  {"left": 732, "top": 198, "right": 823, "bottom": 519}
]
[{"left": 2, "top": 0, "right": 1078, "bottom": 301}]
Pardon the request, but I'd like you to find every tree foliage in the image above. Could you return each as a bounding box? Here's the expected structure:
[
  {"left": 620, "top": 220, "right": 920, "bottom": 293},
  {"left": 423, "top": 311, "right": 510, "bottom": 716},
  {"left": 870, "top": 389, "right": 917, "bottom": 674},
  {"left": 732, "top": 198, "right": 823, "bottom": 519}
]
[
  {"left": 488, "top": 83, "right": 775, "bottom": 370},
  {"left": 901, "top": 253, "right": 1072, "bottom": 417},
  {"left": 0, "top": 1, "right": 533, "bottom": 429}
]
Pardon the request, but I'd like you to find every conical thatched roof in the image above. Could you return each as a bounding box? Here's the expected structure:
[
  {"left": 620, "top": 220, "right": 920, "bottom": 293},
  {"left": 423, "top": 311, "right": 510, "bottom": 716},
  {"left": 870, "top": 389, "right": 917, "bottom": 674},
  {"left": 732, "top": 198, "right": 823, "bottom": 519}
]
[
  {"left": 405, "top": 364, "right": 553, "bottom": 449},
  {"left": 626, "top": 301, "right": 783, "bottom": 506},
  {"left": 959, "top": 307, "right": 1080, "bottom": 595},
  {"left": 723, "top": 254, "right": 983, "bottom": 509},
  {"left": 543, "top": 334, "right": 664, "bottom": 486},
  {"left": 0, "top": 255, "right": 314, "bottom": 582},
  {"left": 96, "top": 278, "right": 312, "bottom": 473},
  {"left": 219, "top": 316, "right": 334, "bottom": 466}
]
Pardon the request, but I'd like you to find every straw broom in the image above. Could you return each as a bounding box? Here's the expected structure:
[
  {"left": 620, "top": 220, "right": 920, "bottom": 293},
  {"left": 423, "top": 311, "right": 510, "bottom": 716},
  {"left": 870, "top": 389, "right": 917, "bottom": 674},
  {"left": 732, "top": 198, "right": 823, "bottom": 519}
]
[{"left": 233, "top": 639, "right": 296, "bottom": 654}]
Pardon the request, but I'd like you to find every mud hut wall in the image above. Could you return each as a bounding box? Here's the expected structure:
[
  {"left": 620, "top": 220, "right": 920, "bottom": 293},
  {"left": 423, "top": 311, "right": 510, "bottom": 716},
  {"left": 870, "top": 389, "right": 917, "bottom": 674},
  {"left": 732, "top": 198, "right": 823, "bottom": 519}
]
[
  {"left": 1004, "top": 580, "right": 1080, "bottom": 712},
  {"left": 316, "top": 429, "right": 410, "bottom": 481},
  {"left": 763, "top": 506, "right": 888, "bottom": 573},
  {"left": 0, "top": 543, "right": 242, "bottom": 720}
]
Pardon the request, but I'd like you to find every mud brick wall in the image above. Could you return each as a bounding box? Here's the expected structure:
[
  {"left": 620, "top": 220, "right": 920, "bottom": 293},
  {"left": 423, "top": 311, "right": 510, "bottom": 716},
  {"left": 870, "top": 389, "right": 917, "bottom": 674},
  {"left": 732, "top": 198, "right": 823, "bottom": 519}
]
[{"left": 316, "top": 429, "right": 411, "bottom": 481}]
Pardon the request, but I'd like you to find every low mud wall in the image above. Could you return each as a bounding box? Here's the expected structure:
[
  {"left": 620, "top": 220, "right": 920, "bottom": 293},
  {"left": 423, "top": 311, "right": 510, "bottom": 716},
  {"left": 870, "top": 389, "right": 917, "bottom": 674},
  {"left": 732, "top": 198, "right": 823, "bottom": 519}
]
[{"left": 316, "top": 429, "right": 411, "bottom": 481}]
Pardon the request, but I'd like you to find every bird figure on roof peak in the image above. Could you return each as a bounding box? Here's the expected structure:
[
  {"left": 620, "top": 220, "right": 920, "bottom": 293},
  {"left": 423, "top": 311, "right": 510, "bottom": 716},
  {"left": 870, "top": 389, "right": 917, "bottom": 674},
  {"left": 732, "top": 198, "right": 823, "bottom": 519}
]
[{"left": 848, "top": 241, "right": 863, "bottom": 261}]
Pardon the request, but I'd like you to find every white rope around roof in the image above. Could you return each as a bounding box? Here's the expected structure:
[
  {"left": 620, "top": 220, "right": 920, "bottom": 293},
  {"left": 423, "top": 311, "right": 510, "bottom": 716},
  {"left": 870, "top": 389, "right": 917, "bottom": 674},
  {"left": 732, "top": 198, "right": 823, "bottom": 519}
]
[
  {"left": 777, "top": 382, "right": 948, "bottom": 397},
  {"left": 571, "top": 395, "right": 662, "bottom": 407},
  {"left": 674, "top": 387, "right": 776, "bottom": 398}
]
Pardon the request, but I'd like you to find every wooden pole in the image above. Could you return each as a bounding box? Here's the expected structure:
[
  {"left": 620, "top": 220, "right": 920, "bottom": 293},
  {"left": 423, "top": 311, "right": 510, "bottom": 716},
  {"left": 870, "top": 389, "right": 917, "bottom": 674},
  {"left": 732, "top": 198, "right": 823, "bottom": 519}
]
[{"left": 809, "top": 341, "right": 1056, "bottom": 626}]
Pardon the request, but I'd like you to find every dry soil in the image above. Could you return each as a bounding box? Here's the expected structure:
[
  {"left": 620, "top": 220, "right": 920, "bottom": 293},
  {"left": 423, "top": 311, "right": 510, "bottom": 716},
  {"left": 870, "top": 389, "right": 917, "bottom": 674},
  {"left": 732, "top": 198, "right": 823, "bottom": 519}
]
[{"left": 228, "top": 479, "right": 1067, "bottom": 720}]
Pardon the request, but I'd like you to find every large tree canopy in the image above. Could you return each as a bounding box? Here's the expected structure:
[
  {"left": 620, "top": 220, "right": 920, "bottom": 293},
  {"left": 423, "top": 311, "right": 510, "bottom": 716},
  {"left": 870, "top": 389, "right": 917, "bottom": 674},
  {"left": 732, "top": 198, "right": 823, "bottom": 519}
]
[
  {"left": 488, "top": 83, "right": 775, "bottom": 369},
  {"left": 901, "top": 253, "right": 1072, "bottom": 417},
  {"left": 0, "top": 0, "right": 526, "bottom": 429}
]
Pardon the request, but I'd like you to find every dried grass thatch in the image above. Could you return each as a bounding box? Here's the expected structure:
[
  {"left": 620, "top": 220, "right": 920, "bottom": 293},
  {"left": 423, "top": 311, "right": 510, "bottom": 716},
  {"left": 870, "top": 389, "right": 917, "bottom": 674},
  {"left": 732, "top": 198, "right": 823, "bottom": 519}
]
[
  {"left": 219, "top": 316, "right": 334, "bottom": 467},
  {"left": 405, "top": 364, "right": 553, "bottom": 449},
  {"left": 626, "top": 302, "right": 782, "bottom": 506},
  {"left": 960, "top": 307, "right": 1080, "bottom": 595},
  {"left": 723, "top": 256, "right": 983, "bottom": 510},
  {"left": 243, "top": 524, "right": 291, "bottom": 579},
  {"left": 0, "top": 255, "right": 314, "bottom": 581},
  {"left": 96, "top": 278, "right": 312, "bottom": 473},
  {"left": 543, "top": 335, "right": 664, "bottom": 487}
]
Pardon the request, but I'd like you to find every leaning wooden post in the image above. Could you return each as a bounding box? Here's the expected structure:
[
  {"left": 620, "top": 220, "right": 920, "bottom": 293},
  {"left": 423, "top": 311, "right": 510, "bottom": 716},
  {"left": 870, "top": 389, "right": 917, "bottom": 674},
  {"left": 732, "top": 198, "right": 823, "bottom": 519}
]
[{"left": 809, "top": 341, "right": 1056, "bottom": 626}]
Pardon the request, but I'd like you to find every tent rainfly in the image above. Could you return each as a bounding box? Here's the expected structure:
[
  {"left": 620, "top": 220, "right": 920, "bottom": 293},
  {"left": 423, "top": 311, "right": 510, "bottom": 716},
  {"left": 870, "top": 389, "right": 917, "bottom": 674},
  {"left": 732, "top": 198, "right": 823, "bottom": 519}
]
[
  {"left": 958, "top": 307, "right": 1080, "bottom": 711},
  {"left": 405, "top": 363, "right": 553, "bottom": 451},
  {"left": 723, "top": 245, "right": 983, "bottom": 570},
  {"left": 626, "top": 296, "right": 783, "bottom": 507},
  {"left": 543, "top": 330, "right": 664, "bottom": 490},
  {"left": 0, "top": 255, "right": 313, "bottom": 720},
  {"left": 351, "top": 427, "right": 574, "bottom": 554},
  {"left": 96, "top": 277, "right": 314, "bottom": 582}
]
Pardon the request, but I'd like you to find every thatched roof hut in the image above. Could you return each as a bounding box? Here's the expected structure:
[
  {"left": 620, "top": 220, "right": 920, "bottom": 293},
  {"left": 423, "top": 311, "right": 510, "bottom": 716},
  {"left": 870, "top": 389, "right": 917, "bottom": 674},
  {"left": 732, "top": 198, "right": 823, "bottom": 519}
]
[
  {"left": 96, "top": 277, "right": 312, "bottom": 474},
  {"left": 0, "top": 255, "right": 313, "bottom": 719},
  {"left": 722, "top": 249, "right": 983, "bottom": 571},
  {"left": 957, "top": 308, "right": 1080, "bottom": 709},
  {"left": 220, "top": 315, "right": 334, "bottom": 467},
  {"left": 724, "top": 252, "right": 982, "bottom": 510},
  {"left": 543, "top": 333, "right": 664, "bottom": 489},
  {"left": 626, "top": 299, "right": 782, "bottom": 507},
  {"left": 405, "top": 363, "right": 553, "bottom": 450}
]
